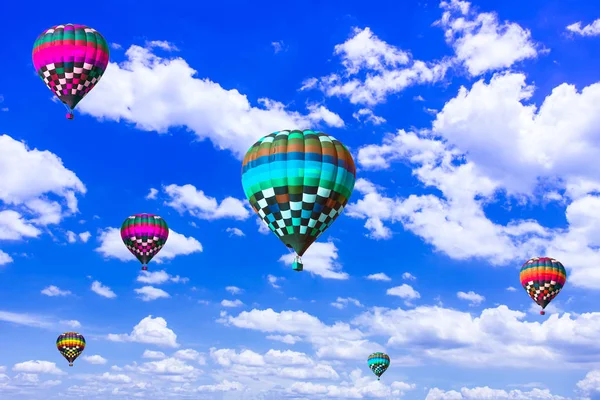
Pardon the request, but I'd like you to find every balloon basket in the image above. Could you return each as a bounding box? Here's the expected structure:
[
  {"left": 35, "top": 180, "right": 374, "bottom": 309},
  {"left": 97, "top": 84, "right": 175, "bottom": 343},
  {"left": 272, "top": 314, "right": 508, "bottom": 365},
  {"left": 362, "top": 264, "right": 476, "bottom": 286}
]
[
  {"left": 66, "top": 112, "right": 74, "bottom": 120},
  {"left": 540, "top": 310, "right": 545, "bottom": 315},
  {"left": 141, "top": 265, "right": 148, "bottom": 271},
  {"left": 69, "top": 363, "right": 73, "bottom": 367},
  {"left": 292, "top": 257, "right": 303, "bottom": 272}
]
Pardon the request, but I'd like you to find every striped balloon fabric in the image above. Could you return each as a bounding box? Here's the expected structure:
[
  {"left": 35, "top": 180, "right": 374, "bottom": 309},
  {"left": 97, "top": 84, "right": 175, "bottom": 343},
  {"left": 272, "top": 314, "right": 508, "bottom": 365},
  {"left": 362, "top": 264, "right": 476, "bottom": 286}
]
[
  {"left": 32, "top": 24, "right": 109, "bottom": 118},
  {"left": 241, "top": 130, "right": 356, "bottom": 265},
  {"left": 368, "top": 352, "right": 390, "bottom": 380},
  {"left": 56, "top": 332, "right": 86, "bottom": 366},
  {"left": 520, "top": 257, "right": 567, "bottom": 315},
  {"left": 120, "top": 214, "right": 169, "bottom": 270}
]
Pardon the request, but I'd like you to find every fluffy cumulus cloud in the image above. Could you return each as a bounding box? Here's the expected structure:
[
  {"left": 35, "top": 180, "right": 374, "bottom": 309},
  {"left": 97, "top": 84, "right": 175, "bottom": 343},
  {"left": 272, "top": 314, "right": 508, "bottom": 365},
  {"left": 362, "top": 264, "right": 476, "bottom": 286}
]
[
  {"left": 107, "top": 315, "right": 179, "bottom": 348},
  {"left": 137, "top": 270, "right": 188, "bottom": 285},
  {"left": 134, "top": 286, "right": 171, "bottom": 301},
  {"left": 162, "top": 184, "right": 249, "bottom": 220},
  {"left": 279, "top": 241, "right": 349, "bottom": 279},
  {"left": 40, "top": 285, "right": 71, "bottom": 297},
  {"left": 0, "top": 135, "right": 85, "bottom": 253},
  {"left": 302, "top": 27, "right": 451, "bottom": 106},
  {"left": 83, "top": 355, "right": 108, "bottom": 365},
  {"left": 96, "top": 227, "right": 202, "bottom": 264},
  {"left": 91, "top": 281, "right": 117, "bottom": 299},
  {"left": 348, "top": 71, "right": 600, "bottom": 289},
  {"left": 436, "top": 0, "right": 540, "bottom": 76},
  {"left": 366, "top": 272, "right": 391, "bottom": 281},
  {"left": 457, "top": 291, "right": 485, "bottom": 305},
  {"left": 77, "top": 44, "right": 344, "bottom": 158}
]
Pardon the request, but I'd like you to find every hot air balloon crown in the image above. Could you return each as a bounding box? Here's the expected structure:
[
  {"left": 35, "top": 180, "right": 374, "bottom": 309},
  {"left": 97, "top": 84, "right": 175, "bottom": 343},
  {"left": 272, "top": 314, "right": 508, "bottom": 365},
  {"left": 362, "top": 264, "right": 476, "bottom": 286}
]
[{"left": 241, "top": 129, "right": 356, "bottom": 271}]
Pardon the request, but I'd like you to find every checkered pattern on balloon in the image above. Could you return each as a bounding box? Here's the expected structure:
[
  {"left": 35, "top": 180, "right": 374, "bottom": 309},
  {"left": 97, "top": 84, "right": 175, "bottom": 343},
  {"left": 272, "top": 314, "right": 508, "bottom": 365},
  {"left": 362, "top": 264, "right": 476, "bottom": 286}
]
[{"left": 241, "top": 130, "right": 356, "bottom": 272}]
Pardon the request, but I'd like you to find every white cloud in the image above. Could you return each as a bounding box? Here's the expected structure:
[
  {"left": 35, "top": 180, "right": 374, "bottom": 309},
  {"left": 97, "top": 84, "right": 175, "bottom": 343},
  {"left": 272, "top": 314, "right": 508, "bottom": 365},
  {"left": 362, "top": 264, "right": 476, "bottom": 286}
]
[
  {"left": 142, "top": 350, "right": 166, "bottom": 359},
  {"left": 457, "top": 290, "right": 485, "bottom": 305},
  {"left": 279, "top": 241, "right": 349, "bottom": 279},
  {"left": 226, "top": 227, "right": 245, "bottom": 237},
  {"left": 267, "top": 274, "right": 283, "bottom": 289},
  {"left": 77, "top": 45, "right": 344, "bottom": 158},
  {"left": 82, "top": 355, "right": 108, "bottom": 365},
  {"left": 96, "top": 227, "right": 202, "bottom": 264},
  {"left": 0, "top": 249, "right": 13, "bottom": 265},
  {"left": 41, "top": 285, "right": 71, "bottom": 297},
  {"left": 12, "top": 361, "right": 64, "bottom": 375},
  {"left": 402, "top": 272, "right": 416, "bottom": 280},
  {"left": 577, "top": 370, "right": 600, "bottom": 398},
  {"left": 137, "top": 270, "right": 189, "bottom": 285},
  {"left": 566, "top": 18, "right": 600, "bottom": 37},
  {"left": 366, "top": 272, "right": 391, "bottom": 281},
  {"left": 306, "top": 104, "right": 345, "bottom": 128},
  {"left": 437, "top": 0, "right": 539, "bottom": 76},
  {"left": 146, "top": 188, "right": 158, "bottom": 199},
  {"left": 304, "top": 27, "right": 451, "bottom": 105},
  {"left": 0, "top": 135, "right": 85, "bottom": 233},
  {"left": 60, "top": 319, "right": 81, "bottom": 328},
  {"left": 91, "top": 281, "right": 116, "bottom": 299},
  {"left": 353, "top": 108, "right": 386, "bottom": 125},
  {"left": 225, "top": 286, "right": 243, "bottom": 295},
  {"left": 426, "top": 386, "right": 565, "bottom": 400},
  {"left": 221, "top": 299, "right": 244, "bottom": 308},
  {"left": 146, "top": 40, "right": 179, "bottom": 51},
  {"left": 256, "top": 217, "right": 271, "bottom": 235},
  {"left": 79, "top": 231, "right": 91, "bottom": 242},
  {"left": 107, "top": 315, "right": 179, "bottom": 348},
  {"left": 351, "top": 72, "right": 600, "bottom": 289},
  {"left": 506, "top": 286, "right": 517, "bottom": 291},
  {"left": 387, "top": 284, "right": 421, "bottom": 300},
  {"left": 163, "top": 184, "right": 249, "bottom": 220},
  {"left": 173, "top": 349, "right": 205, "bottom": 364},
  {"left": 197, "top": 379, "right": 244, "bottom": 392},
  {"left": 266, "top": 334, "right": 302, "bottom": 345},
  {"left": 331, "top": 297, "right": 363, "bottom": 309},
  {"left": 66, "top": 230, "right": 77, "bottom": 243},
  {"left": 0, "top": 310, "right": 53, "bottom": 328},
  {"left": 135, "top": 286, "right": 171, "bottom": 301},
  {"left": 271, "top": 40, "right": 285, "bottom": 54}
]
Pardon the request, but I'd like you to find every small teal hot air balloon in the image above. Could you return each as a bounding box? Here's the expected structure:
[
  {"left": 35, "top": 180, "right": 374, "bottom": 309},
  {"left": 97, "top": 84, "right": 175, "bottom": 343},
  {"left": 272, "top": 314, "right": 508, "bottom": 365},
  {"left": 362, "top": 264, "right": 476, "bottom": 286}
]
[{"left": 368, "top": 352, "right": 390, "bottom": 380}]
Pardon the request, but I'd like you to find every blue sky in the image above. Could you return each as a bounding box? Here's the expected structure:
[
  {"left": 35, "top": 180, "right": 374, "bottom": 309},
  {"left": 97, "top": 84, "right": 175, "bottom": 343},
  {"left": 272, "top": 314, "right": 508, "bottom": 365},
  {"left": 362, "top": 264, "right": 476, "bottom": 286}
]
[{"left": 2, "top": 0, "right": 600, "bottom": 398}]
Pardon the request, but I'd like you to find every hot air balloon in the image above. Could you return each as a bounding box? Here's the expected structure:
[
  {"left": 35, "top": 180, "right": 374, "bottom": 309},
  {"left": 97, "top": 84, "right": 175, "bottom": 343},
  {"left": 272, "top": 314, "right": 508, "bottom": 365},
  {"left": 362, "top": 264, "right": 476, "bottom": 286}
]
[
  {"left": 56, "top": 332, "right": 85, "bottom": 367},
  {"left": 32, "top": 24, "right": 110, "bottom": 120},
  {"left": 241, "top": 129, "right": 356, "bottom": 272},
  {"left": 120, "top": 214, "right": 169, "bottom": 271},
  {"left": 520, "top": 257, "right": 567, "bottom": 315},
  {"left": 368, "top": 352, "right": 390, "bottom": 380}
]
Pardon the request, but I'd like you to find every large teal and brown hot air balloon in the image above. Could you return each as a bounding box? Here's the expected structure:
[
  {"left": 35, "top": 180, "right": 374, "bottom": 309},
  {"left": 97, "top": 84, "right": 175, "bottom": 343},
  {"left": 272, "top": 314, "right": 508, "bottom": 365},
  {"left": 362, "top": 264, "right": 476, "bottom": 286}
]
[
  {"left": 520, "top": 257, "right": 567, "bottom": 315},
  {"left": 32, "top": 24, "right": 110, "bottom": 120},
  {"left": 120, "top": 214, "right": 169, "bottom": 271},
  {"left": 368, "top": 352, "right": 390, "bottom": 380},
  {"left": 56, "top": 332, "right": 85, "bottom": 367},
  {"left": 241, "top": 130, "right": 356, "bottom": 272}
]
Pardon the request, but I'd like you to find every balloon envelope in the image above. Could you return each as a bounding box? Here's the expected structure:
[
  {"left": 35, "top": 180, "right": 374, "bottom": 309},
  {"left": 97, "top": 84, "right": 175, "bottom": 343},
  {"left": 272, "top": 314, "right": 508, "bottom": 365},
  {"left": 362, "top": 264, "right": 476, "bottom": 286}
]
[
  {"left": 368, "top": 352, "right": 390, "bottom": 379},
  {"left": 56, "top": 332, "right": 85, "bottom": 366},
  {"left": 520, "top": 257, "right": 567, "bottom": 313},
  {"left": 32, "top": 24, "right": 109, "bottom": 118},
  {"left": 120, "top": 214, "right": 169, "bottom": 270},
  {"left": 241, "top": 130, "right": 356, "bottom": 261}
]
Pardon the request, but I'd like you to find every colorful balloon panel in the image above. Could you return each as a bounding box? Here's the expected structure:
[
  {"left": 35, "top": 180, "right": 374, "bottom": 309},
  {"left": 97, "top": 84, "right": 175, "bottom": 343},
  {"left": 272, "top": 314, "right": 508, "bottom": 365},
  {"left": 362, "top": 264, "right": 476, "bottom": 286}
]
[
  {"left": 241, "top": 130, "right": 356, "bottom": 257},
  {"left": 32, "top": 24, "right": 109, "bottom": 113},
  {"left": 120, "top": 214, "right": 169, "bottom": 269},
  {"left": 56, "top": 332, "right": 85, "bottom": 366},
  {"left": 520, "top": 257, "right": 567, "bottom": 310},
  {"left": 368, "top": 352, "right": 390, "bottom": 379}
]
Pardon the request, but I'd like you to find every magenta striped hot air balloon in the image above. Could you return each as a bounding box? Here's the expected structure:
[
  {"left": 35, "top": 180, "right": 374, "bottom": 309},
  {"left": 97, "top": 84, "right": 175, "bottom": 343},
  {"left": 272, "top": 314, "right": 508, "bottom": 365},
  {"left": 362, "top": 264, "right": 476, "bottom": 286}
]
[{"left": 120, "top": 214, "right": 169, "bottom": 271}]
